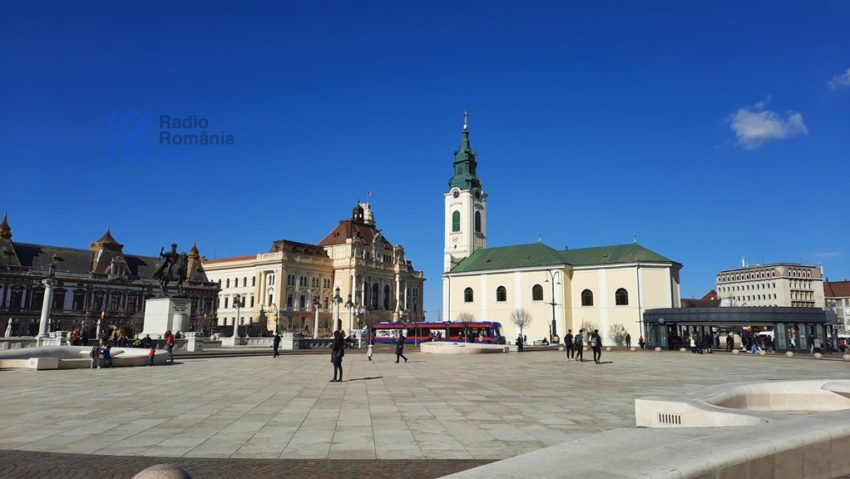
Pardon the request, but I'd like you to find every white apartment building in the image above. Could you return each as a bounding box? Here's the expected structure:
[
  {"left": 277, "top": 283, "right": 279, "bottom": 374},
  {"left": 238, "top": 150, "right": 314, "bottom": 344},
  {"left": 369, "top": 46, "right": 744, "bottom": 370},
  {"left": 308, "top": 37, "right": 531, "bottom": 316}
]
[{"left": 715, "top": 262, "right": 825, "bottom": 308}]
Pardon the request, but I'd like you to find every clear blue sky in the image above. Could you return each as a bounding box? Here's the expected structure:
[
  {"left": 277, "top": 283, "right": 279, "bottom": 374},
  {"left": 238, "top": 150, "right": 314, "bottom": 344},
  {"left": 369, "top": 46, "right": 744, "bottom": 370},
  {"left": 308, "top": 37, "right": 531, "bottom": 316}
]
[{"left": 2, "top": 1, "right": 849, "bottom": 318}]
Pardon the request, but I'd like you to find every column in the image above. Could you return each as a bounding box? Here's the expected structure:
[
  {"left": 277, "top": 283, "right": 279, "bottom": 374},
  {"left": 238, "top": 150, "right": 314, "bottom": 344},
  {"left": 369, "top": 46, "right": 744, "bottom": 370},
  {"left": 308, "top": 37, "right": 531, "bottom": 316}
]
[
  {"left": 37, "top": 278, "right": 56, "bottom": 341},
  {"left": 313, "top": 305, "right": 319, "bottom": 339},
  {"left": 395, "top": 273, "right": 401, "bottom": 314}
]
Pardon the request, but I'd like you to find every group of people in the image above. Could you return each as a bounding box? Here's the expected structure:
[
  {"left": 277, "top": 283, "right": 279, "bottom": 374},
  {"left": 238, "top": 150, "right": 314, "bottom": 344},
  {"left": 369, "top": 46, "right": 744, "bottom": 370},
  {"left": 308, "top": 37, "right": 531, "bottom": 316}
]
[
  {"left": 561, "top": 329, "right": 604, "bottom": 364},
  {"left": 88, "top": 330, "right": 175, "bottom": 368}
]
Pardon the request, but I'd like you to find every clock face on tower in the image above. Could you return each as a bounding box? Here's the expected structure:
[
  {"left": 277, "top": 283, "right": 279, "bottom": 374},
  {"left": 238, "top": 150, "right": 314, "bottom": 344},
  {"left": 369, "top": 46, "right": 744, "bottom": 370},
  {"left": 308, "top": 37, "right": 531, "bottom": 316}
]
[{"left": 452, "top": 190, "right": 460, "bottom": 198}]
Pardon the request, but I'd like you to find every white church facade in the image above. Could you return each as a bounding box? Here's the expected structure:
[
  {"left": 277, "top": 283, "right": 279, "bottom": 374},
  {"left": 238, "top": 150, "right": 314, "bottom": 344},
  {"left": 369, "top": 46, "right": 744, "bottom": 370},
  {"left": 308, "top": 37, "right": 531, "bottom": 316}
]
[{"left": 442, "top": 115, "right": 682, "bottom": 345}]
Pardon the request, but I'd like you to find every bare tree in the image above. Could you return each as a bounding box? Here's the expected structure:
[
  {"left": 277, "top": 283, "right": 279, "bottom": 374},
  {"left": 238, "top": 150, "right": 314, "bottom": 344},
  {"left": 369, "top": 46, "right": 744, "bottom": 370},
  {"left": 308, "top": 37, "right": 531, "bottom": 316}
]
[
  {"left": 511, "top": 308, "right": 534, "bottom": 342},
  {"left": 455, "top": 312, "right": 474, "bottom": 341},
  {"left": 580, "top": 320, "right": 598, "bottom": 336},
  {"left": 608, "top": 323, "right": 627, "bottom": 347}
]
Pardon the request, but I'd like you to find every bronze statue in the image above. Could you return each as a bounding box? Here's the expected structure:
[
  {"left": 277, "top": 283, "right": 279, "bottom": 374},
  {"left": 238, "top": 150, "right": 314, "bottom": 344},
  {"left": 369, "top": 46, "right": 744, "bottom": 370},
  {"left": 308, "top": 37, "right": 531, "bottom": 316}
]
[{"left": 153, "top": 243, "right": 187, "bottom": 296}]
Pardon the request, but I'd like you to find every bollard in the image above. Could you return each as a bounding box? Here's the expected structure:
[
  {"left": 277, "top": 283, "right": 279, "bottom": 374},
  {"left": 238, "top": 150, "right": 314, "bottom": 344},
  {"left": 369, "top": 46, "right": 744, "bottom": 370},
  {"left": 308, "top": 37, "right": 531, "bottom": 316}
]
[
  {"left": 605, "top": 346, "right": 612, "bottom": 352},
  {"left": 679, "top": 347, "right": 688, "bottom": 353},
  {"left": 630, "top": 347, "right": 637, "bottom": 352},
  {"left": 758, "top": 350, "right": 767, "bottom": 356},
  {"left": 786, "top": 351, "right": 795, "bottom": 358},
  {"left": 814, "top": 352, "right": 823, "bottom": 359},
  {"left": 843, "top": 354, "right": 850, "bottom": 361},
  {"left": 654, "top": 347, "right": 662, "bottom": 352},
  {"left": 732, "top": 349, "right": 740, "bottom": 355}
]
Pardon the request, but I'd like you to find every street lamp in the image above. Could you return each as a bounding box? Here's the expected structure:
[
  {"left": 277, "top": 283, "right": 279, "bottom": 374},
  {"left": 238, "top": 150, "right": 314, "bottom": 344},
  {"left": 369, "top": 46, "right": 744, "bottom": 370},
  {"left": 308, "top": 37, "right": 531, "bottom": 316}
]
[
  {"left": 544, "top": 270, "right": 561, "bottom": 341},
  {"left": 332, "top": 287, "right": 342, "bottom": 332},
  {"left": 232, "top": 294, "right": 243, "bottom": 339}
]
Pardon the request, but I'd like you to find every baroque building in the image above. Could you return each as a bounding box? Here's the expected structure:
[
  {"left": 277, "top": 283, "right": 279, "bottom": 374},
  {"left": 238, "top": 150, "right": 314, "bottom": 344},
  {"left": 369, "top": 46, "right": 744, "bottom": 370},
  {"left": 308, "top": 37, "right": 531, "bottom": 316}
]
[
  {"left": 202, "top": 202, "right": 425, "bottom": 336},
  {"left": 442, "top": 116, "right": 682, "bottom": 344},
  {"left": 0, "top": 214, "right": 219, "bottom": 336}
]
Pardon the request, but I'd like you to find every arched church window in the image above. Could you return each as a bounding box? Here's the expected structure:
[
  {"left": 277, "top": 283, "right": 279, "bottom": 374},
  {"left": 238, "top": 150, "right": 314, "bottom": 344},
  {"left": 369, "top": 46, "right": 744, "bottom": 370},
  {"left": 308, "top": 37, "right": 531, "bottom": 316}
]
[
  {"left": 464, "top": 287, "right": 474, "bottom": 303},
  {"left": 452, "top": 211, "right": 460, "bottom": 232},
  {"left": 496, "top": 286, "right": 506, "bottom": 302},
  {"left": 615, "top": 288, "right": 629, "bottom": 305},
  {"left": 474, "top": 211, "right": 481, "bottom": 233},
  {"left": 581, "top": 289, "right": 594, "bottom": 306},
  {"left": 532, "top": 284, "right": 543, "bottom": 301}
]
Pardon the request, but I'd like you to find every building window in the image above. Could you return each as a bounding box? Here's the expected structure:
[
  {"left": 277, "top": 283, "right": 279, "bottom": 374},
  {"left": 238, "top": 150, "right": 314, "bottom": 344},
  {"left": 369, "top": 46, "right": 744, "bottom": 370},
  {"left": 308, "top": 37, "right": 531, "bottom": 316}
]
[
  {"left": 496, "top": 286, "right": 506, "bottom": 302},
  {"left": 615, "top": 288, "right": 629, "bottom": 305},
  {"left": 252, "top": 276, "right": 256, "bottom": 287},
  {"left": 226, "top": 278, "right": 230, "bottom": 288},
  {"left": 243, "top": 277, "right": 247, "bottom": 287},
  {"left": 532, "top": 284, "right": 543, "bottom": 301},
  {"left": 52, "top": 289, "right": 66, "bottom": 311},
  {"left": 249, "top": 296, "right": 254, "bottom": 307},
  {"left": 72, "top": 290, "right": 86, "bottom": 311},
  {"left": 452, "top": 211, "right": 460, "bottom": 232},
  {"left": 474, "top": 211, "right": 481, "bottom": 233},
  {"left": 464, "top": 287, "right": 474, "bottom": 303},
  {"left": 384, "top": 285, "right": 391, "bottom": 310},
  {"left": 581, "top": 289, "right": 594, "bottom": 306},
  {"left": 371, "top": 284, "right": 379, "bottom": 309},
  {"left": 224, "top": 297, "right": 229, "bottom": 308}
]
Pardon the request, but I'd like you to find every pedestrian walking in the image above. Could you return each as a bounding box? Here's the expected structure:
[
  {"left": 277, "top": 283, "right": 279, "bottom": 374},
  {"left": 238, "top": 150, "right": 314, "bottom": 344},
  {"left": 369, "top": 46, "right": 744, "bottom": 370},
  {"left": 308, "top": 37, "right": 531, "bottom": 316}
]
[
  {"left": 330, "top": 330, "right": 345, "bottom": 382},
  {"left": 367, "top": 338, "right": 374, "bottom": 361},
  {"left": 638, "top": 335, "right": 645, "bottom": 350},
  {"left": 590, "top": 329, "right": 602, "bottom": 364},
  {"left": 164, "top": 330, "right": 175, "bottom": 364},
  {"left": 516, "top": 335, "right": 524, "bottom": 352},
  {"left": 625, "top": 332, "right": 631, "bottom": 349},
  {"left": 564, "top": 329, "right": 574, "bottom": 360},
  {"left": 90, "top": 343, "right": 101, "bottom": 369},
  {"left": 147, "top": 345, "right": 156, "bottom": 366},
  {"left": 102, "top": 344, "right": 112, "bottom": 367},
  {"left": 395, "top": 333, "right": 408, "bottom": 363},
  {"left": 574, "top": 330, "right": 584, "bottom": 362},
  {"left": 273, "top": 332, "right": 281, "bottom": 358},
  {"left": 726, "top": 332, "right": 734, "bottom": 352}
]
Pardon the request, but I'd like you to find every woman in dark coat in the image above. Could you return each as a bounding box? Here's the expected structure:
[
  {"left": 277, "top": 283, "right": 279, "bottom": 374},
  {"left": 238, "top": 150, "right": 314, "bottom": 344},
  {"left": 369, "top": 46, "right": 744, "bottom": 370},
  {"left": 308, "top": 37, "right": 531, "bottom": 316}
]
[
  {"left": 395, "top": 332, "right": 408, "bottom": 363},
  {"left": 331, "top": 330, "right": 345, "bottom": 382}
]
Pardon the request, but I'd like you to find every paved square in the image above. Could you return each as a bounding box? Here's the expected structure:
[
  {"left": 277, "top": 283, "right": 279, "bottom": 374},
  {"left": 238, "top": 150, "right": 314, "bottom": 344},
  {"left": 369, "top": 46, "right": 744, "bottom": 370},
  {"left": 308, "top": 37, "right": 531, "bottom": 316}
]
[{"left": 1, "top": 350, "right": 849, "bottom": 462}]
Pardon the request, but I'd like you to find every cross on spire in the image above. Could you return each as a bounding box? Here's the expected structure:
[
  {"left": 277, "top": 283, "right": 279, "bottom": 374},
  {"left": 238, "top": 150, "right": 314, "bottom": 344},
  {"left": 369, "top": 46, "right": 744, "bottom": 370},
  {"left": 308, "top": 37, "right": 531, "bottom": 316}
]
[{"left": 463, "top": 110, "right": 469, "bottom": 131}]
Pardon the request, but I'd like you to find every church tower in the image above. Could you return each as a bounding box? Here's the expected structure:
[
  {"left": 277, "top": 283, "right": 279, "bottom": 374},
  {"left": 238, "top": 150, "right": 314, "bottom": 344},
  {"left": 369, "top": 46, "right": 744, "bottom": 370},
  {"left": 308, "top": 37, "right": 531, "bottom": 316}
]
[{"left": 444, "top": 112, "right": 487, "bottom": 273}]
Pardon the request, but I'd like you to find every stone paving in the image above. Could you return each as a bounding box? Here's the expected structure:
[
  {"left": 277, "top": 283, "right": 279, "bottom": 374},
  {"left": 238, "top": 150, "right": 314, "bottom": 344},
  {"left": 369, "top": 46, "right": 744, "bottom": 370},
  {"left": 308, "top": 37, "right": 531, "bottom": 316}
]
[{"left": 1, "top": 349, "right": 849, "bottom": 465}]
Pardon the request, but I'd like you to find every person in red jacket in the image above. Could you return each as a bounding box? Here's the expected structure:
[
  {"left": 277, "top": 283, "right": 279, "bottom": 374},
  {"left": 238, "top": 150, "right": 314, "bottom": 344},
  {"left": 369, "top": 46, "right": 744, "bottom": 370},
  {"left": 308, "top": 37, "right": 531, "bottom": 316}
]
[{"left": 164, "top": 330, "right": 175, "bottom": 364}]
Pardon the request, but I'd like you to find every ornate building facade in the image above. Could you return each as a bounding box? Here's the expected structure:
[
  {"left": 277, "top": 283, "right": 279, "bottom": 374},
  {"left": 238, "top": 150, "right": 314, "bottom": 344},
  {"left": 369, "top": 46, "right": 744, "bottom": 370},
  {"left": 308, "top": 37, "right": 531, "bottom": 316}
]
[
  {"left": 0, "top": 214, "right": 219, "bottom": 336},
  {"left": 442, "top": 117, "right": 682, "bottom": 344},
  {"left": 203, "top": 202, "right": 425, "bottom": 336}
]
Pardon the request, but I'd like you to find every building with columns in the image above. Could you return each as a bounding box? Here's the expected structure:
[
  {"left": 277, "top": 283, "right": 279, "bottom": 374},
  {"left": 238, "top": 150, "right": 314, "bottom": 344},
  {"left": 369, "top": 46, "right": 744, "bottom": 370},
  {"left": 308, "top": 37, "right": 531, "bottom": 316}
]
[
  {"left": 0, "top": 214, "right": 219, "bottom": 336},
  {"left": 442, "top": 116, "right": 682, "bottom": 345},
  {"left": 202, "top": 202, "right": 425, "bottom": 337}
]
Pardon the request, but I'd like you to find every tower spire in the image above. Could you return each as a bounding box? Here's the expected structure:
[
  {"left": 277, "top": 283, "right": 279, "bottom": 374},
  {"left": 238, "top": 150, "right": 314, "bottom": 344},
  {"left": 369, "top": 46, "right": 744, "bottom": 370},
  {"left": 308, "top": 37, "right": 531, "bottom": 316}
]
[
  {"left": 0, "top": 213, "right": 11, "bottom": 240},
  {"left": 463, "top": 110, "right": 469, "bottom": 131},
  {"left": 449, "top": 111, "right": 481, "bottom": 190}
]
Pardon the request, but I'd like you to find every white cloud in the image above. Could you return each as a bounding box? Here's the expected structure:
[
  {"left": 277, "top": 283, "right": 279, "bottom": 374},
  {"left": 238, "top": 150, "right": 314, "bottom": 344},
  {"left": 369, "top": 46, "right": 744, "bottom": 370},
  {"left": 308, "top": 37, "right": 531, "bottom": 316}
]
[
  {"left": 828, "top": 67, "right": 850, "bottom": 90},
  {"left": 728, "top": 101, "right": 808, "bottom": 149}
]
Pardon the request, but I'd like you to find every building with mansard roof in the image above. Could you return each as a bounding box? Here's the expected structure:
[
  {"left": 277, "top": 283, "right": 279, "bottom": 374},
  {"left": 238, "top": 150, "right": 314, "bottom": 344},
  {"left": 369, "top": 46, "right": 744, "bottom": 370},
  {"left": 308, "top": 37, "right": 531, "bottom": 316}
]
[
  {"left": 442, "top": 114, "right": 682, "bottom": 345},
  {"left": 202, "top": 202, "right": 425, "bottom": 337},
  {"left": 0, "top": 214, "right": 219, "bottom": 336}
]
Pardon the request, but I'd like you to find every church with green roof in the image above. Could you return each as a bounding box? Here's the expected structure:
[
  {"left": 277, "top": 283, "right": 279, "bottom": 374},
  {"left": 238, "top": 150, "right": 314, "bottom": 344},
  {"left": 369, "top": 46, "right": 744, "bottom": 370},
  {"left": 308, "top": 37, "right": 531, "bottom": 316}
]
[{"left": 442, "top": 115, "right": 683, "bottom": 345}]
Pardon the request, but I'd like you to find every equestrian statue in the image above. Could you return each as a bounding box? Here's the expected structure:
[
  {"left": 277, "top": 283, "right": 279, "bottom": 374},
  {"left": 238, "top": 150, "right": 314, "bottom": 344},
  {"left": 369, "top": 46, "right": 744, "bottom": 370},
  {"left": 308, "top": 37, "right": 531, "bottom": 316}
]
[{"left": 152, "top": 243, "right": 188, "bottom": 296}]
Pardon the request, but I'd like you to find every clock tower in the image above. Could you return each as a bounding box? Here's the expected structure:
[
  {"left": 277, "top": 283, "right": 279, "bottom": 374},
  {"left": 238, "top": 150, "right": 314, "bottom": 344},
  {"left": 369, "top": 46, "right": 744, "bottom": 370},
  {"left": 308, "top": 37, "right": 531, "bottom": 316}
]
[{"left": 443, "top": 111, "right": 487, "bottom": 274}]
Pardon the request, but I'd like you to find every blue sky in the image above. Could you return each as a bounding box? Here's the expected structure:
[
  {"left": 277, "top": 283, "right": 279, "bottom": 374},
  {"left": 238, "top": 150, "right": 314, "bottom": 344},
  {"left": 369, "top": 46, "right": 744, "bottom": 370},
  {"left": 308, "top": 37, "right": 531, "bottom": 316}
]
[{"left": 2, "top": 1, "right": 849, "bottom": 318}]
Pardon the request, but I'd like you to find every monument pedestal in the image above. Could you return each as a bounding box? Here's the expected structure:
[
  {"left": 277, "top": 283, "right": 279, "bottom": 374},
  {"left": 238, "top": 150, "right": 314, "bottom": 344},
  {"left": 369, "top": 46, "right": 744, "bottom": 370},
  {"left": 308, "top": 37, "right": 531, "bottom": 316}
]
[{"left": 141, "top": 298, "right": 192, "bottom": 339}]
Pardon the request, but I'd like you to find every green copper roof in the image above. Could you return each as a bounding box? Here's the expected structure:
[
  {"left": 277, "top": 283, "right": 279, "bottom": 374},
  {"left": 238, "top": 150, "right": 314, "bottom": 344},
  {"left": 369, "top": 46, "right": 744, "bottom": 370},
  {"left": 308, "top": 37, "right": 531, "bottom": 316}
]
[
  {"left": 449, "top": 242, "right": 679, "bottom": 273},
  {"left": 560, "top": 243, "right": 678, "bottom": 266},
  {"left": 448, "top": 121, "right": 482, "bottom": 190},
  {"left": 450, "top": 243, "right": 565, "bottom": 273}
]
